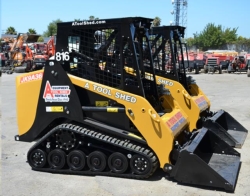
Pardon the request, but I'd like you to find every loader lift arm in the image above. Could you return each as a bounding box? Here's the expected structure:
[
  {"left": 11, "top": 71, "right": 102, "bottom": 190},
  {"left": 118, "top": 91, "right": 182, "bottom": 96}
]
[{"left": 146, "top": 26, "right": 248, "bottom": 148}]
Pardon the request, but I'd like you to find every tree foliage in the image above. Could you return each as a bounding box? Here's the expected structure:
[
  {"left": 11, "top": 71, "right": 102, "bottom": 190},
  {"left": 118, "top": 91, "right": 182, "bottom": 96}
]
[
  {"left": 153, "top": 17, "right": 161, "bottom": 27},
  {"left": 89, "top": 16, "right": 99, "bottom": 20},
  {"left": 43, "top": 19, "right": 63, "bottom": 37},
  {"left": 6, "top": 26, "right": 17, "bottom": 35},
  {"left": 187, "top": 23, "right": 239, "bottom": 50},
  {"left": 221, "top": 27, "right": 238, "bottom": 44},
  {"left": 37, "top": 36, "right": 44, "bottom": 42},
  {"left": 28, "top": 28, "right": 37, "bottom": 34},
  {"left": 235, "top": 36, "right": 250, "bottom": 49}
]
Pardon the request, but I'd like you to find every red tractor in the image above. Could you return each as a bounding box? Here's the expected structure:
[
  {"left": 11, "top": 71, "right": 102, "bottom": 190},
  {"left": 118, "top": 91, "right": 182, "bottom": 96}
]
[{"left": 228, "top": 55, "right": 248, "bottom": 73}]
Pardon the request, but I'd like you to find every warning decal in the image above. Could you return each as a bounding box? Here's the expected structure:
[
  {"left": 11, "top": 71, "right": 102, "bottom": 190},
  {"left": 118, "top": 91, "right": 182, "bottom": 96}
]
[
  {"left": 43, "top": 81, "right": 71, "bottom": 102},
  {"left": 195, "top": 96, "right": 208, "bottom": 111},
  {"left": 46, "top": 106, "right": 64, "bottom": 112},
  {"left": 166, "top": 111, "right": 186, "bottom": 131}
]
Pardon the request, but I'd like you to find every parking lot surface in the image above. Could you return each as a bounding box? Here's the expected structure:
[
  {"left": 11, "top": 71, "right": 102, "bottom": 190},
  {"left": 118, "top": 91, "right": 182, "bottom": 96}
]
[{"left": 1, "top": 72, "right": 250, "bottom": 196}]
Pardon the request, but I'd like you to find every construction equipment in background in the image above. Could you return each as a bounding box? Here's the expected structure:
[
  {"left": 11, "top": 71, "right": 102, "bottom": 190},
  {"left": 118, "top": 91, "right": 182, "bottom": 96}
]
[
  {"left": 0, "top": 52, "right": 7, "bottom": 67},
  {"left": 246, "top": 54, "right": 250, "bottom": 77},
  {"left": 31, "top": 42, "right": 48, "bottom": 54},
  {"left": 0, "top": 41, "right": 12, "bottom": 74},
  {"left": 0, "top": 53, "right": 2, "bottom": 76},
  {"left": 204, "top": 55, "right": 223, "bottom": 74},
  {"left": 192, "top": 53, "right": 205, "bottom": 74},
  {"left": 204, "top": 50, "right": 238, "bottom": 57},
  {"left": 5, "top": 33, "right": 40, "bottom": 71},
  {"left": 13, "top": 44, "right": 34, "bottom": 73},
  {"left": 15, "top": 17, "right": 243, "bottom": 192},
  {"left": 228, "top": 54, "right": 249, "bottom": 73},
  {"left": 183, "top": 52, "right": 205, "bottom": 74},
  {"left": 29, "top": 50, "right": 49, "bottom": 71},
  {"left": 147, "top": 26, "right": 248, "bottom": 148},
  {"left": 25, "top": 36, "right": 55, "bottom": 72},
  {"left": 32, "top": 36, "right": 56, "bottom": 57},
  {"left": 203, "top": 50, "right": 238, "bottom": 73},
  {"left": 47, "top": 36, "right": 55, "bottom": 57}
]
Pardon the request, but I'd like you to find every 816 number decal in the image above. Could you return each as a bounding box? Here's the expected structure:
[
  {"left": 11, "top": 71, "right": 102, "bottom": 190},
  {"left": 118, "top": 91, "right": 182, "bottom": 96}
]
[{"left": 55, "top": 52, "right": 70, "bottom": 61}]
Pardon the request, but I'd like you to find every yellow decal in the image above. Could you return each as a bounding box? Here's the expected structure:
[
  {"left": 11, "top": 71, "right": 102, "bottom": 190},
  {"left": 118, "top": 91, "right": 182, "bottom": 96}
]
[
  {"left": 46, "top": 106, "right": 64, "bottom": 112},
  {"left": 107, "top": 108, "right": 118, "bottom": 112},
  {"left": 95, "top": 101, "right": 108, "bottom": 107}
]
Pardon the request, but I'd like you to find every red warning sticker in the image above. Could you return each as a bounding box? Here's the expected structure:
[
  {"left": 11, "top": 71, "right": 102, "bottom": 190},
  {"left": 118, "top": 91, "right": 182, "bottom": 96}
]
[{"left": 43, "top": 81, "right": 71, "bottom": 102}]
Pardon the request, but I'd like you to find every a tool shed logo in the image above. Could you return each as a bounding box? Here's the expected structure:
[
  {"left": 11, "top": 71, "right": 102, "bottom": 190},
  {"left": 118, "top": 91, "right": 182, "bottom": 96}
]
[{"left": 43, "top": 81, "right": 71, "bottom": 102}]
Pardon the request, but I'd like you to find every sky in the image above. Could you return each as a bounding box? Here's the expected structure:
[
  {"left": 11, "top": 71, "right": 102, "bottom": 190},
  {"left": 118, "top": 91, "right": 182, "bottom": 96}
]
[{"left": 1, "top": 0, "right": 249, "bottom": 38}]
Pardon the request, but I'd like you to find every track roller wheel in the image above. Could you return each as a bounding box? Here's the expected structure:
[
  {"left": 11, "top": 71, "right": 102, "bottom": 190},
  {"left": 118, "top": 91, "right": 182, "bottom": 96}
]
[
  {"left": 87, "top": 151, "right": 107, "bottom": 172},
  {"left": 67, "top": 150, "right": 86, "bottom": 171},
  {"left": 108, "top": 152, "right": 128, "bottom": 174},
  {"left": 130, "top": 154, "right": 152, "bottom": 175},
  {"left": 48, "top": 149, "right": 66, "bottom": 169},
  {"left": 28, "top": 149, "right": 47, "bottom": 168}
]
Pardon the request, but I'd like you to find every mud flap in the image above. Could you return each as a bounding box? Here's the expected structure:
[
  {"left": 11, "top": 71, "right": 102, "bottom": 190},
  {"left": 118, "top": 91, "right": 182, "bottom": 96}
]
[
  {"left": 204, "top": 109, "right": 248, "bottom": 148},
  {"left": 169, "top": 128, "right": 241, "bottom": 192}
]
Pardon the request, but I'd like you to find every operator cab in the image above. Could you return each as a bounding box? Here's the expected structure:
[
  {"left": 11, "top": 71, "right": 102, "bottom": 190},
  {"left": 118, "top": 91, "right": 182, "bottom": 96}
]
[{"left": 56, "top": 17, "right": 163, "bottom": 109}]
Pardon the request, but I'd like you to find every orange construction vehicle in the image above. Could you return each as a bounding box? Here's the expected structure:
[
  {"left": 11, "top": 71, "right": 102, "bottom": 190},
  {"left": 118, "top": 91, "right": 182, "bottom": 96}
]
[
  {"left": 32, "top": 42, "right": 48, "bottom": 54},
  {"left": 47, "top": 36, "right": 55, "bottom": 57},
  {"left": 28, "top": 36, "right": 55, "bottom": 71},
  {"left": 14, "top": 44, "right": 35, "bottom": 73},
  {"left": 6, "top": 33, "right": 40, "bottom": 68}
]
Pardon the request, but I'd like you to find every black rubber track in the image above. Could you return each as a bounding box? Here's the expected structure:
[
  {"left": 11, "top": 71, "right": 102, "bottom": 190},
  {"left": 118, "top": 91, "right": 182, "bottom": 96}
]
[{"left": 27, "top": 123, "right": 159, "bottom": 179}]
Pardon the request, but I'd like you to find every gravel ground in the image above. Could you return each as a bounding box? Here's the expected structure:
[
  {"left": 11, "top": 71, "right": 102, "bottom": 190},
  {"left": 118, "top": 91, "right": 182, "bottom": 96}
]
[{"left": 1, "top": 71, "right": 250, "bottom": 196}]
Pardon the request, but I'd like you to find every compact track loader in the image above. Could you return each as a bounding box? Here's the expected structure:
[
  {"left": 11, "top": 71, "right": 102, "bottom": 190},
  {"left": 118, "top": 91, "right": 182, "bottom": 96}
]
[
  {"left": 15, "top": 17, "right": 241, "bottom": 192},
  {"left": 143, "top": 26, "right": 248, "bottom": 148}
]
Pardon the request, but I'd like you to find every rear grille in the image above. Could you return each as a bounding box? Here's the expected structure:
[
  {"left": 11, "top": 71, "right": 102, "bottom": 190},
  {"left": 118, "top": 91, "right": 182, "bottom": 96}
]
[{"left": 207, "top": 59, "right": 217, "bottom": 67}]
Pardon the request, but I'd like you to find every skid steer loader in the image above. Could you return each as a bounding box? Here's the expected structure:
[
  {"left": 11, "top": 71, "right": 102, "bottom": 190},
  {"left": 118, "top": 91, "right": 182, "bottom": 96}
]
[
  {"left": 142, "top": 26, "right": 248, "bottom": 148},
  {"left": 15, "top": 17, "right": 241, "bottom": 192}
]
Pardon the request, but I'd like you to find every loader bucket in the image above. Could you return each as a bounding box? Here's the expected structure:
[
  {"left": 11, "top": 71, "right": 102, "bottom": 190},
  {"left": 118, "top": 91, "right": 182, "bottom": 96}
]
[
  {"left": 170, "top": 128, "right": 241, "bottom": 192},
  {"left": 204, "top": 109, "right": 248, "bottom": 148}
]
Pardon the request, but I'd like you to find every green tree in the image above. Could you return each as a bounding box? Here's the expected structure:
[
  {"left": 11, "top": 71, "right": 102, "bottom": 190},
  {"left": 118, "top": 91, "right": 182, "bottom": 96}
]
[
  {"left": 74, "top": 18, "right": 81, "bottom": 21},
  {"left": 43, "top": 19, "right": 63, "bottom": 37},
  {"left": 89, "top": 16, "right": 99, "bottom": 20},
  {"left": 28, "top": 28, "right": 37, "bottom": 34},
  {"left": 235, "top": 36, "right": 250, "bottom": 48},
  {"left": 37, "top": 36, "right": 44, "bottom": 42},
  {"left": 6, "top": 26, "right": 17, "bottom": 35},
  {"left": 190, "top": 23, "right": 238, "bottom": 50},
  {"left": 153, "top": 17, "right": 161, "bottom": 27},
  {"left": 221, "top": 27, "right": 238, "bottom": 44},
  {"left": 237, "top": 36, "right": 245, "bottom": 42},
  {"left": 185, "top": 37, "right": 195, "bottom": 47}
]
